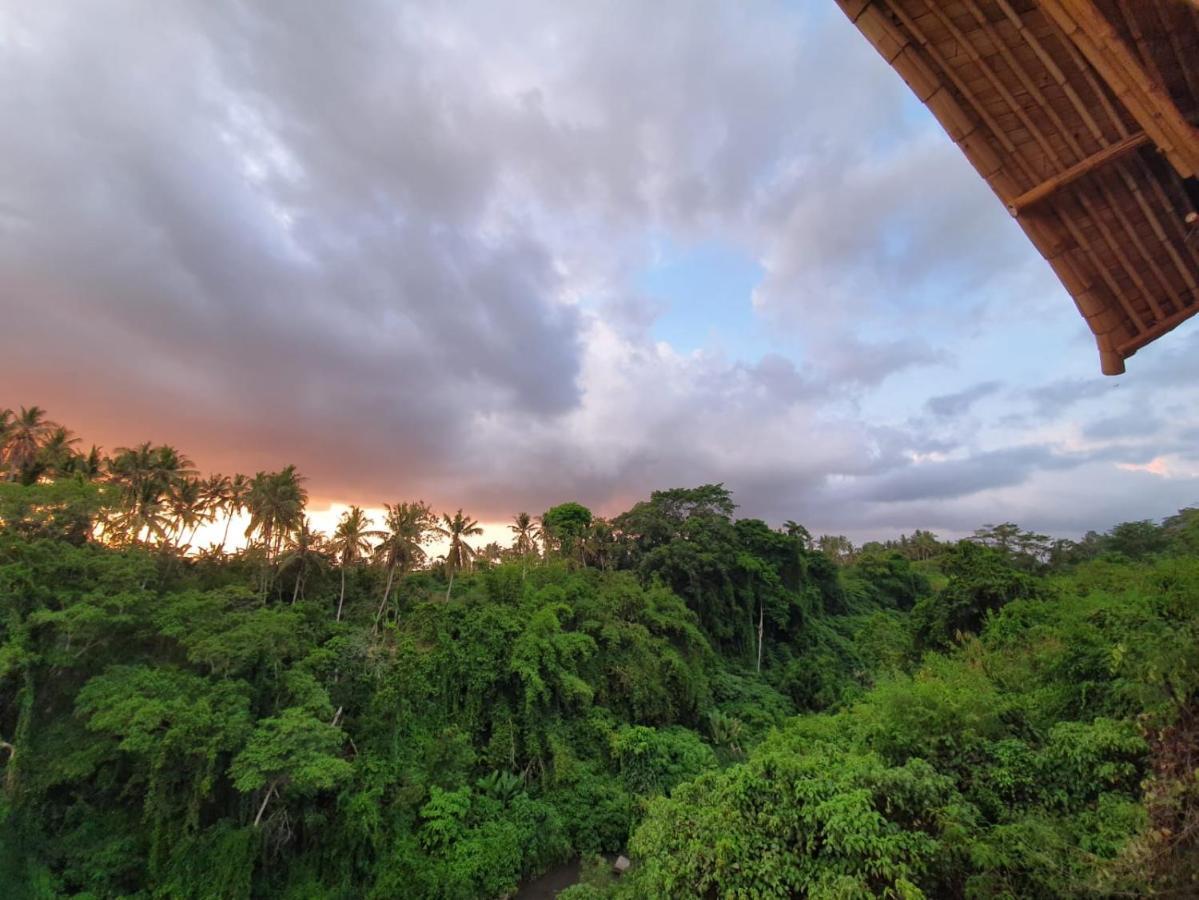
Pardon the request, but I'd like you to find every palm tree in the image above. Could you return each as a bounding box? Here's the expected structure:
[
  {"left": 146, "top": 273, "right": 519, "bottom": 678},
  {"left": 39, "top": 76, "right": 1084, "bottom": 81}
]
[
  {"left": 111, "top": 491, "right": 174, "bottom": 547},
  {"left": 0, "top": 409, "right": 12, "bottom": 479},
  {"left": 278, "top": 518, "right": 328, "bottom": 605},
  {"left": 242, "top": 467, "right": 307, "bottom": 601},
  {"left": 583, "top": 519, "right": 615, "bottom": 571},
  {"left": 1, "top": 406, "right": 57, "bottom": 482},
  {"left": 200, "top": 474, "right": 230, "bottom": 537},
  {"left": 535, "top": 513, "right": 556, "bottom": 556},
  {"left": 219, "top": 473, "right": 250, "bottom": 553},
  {"left": 168, "top": 477, "right": 211, "bottom": 551},
  {"left": 30, "top": 426, "right": 80, "bottom": 483},
  {"left": 107, "top": 443, "right": 196, "bottom": 546},
  {"left": 244, "top": 466, "right": 307, "bottom": 560},
  {"left": 373, "top": 501, "right": 434, "bottom": 630},
  {"left": 64, "top": 445, "right": 104, "bottom": 481},
  {"left": 816, "top": 534, "right": 855, "bottom": 565},
  {"left": 509, "top": 512, "right": 540, "bottom": 575},
  {"left": 909, "top": 529, "right": 940, "bottom": 561},
  {"left": 436, "top": 509, "right": 483, "bottom": 600},
  {"left": 328, "top": 506, "right": 380, "bottom": 622},
  {"left": 477, "top": 542, "right": 504, "bottom": 566},
  {"left": 781, "top": 520, "right": 813, "bottom": 549}
]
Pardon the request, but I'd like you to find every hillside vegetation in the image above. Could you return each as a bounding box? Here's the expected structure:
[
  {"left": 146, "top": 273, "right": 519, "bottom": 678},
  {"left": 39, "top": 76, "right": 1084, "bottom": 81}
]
[{"left": 1, "top": 405, "right": 1197, "bottom": 898}]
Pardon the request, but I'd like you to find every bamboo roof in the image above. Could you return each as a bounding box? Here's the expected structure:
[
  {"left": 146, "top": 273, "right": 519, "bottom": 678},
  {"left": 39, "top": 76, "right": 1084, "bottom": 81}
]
[{"left": 837, "top": 0, "right": 1199, "bottom": 374}]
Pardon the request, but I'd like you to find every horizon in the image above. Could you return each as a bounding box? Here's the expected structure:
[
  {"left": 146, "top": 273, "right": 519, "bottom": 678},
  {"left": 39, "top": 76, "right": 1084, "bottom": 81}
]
[{"left": 4, "top": 1, "right": 1199, "bottom": 543}]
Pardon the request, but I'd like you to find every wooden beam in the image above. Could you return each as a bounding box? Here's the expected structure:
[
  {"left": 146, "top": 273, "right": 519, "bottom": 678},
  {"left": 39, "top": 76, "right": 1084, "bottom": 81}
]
[
  {"left": 1041, "top": 0, "right": 1199, "bottom": 179},
  {"left": 1007, "top": 131, "right": 1149, "bottom": 215}
]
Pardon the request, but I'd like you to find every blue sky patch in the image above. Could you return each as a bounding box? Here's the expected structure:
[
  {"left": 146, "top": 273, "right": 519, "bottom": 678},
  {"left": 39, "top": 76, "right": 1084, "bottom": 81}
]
[{"left": 637, "top": 236, "right": 767, "bottom": 360}]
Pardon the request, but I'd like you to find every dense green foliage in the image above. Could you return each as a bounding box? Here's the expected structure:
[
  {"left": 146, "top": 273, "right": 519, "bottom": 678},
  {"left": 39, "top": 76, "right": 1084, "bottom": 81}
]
[{"left": 1, "top": 407, "right": 1197, "bottom": 897}]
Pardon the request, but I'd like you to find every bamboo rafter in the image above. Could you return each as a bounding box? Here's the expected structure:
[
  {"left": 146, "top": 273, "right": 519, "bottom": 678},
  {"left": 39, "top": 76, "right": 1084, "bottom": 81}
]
[{"left": 836, "top": 0, "right": 1199, "bottom": 375}]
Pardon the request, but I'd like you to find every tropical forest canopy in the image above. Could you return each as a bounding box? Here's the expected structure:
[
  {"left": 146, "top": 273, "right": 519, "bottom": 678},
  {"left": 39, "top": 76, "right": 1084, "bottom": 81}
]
[{"left": 1, "top": 404, "right": 1197, "bottom": 898}]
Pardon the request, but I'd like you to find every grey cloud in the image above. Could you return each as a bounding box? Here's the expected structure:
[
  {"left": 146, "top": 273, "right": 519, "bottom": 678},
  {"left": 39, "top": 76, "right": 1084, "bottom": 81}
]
[
  {"left": 860, "top": 444, "right": 1089, "bottom": 504},
  {"left": 816, "top": 336, "right": 949, "bottom": 387},
  {"left": 1024, "top": 377, "right": 1113, "bottom": 420},
  {"left": 1083, "top": 409, "right": 1166, "bottom": 442},
  {"left": 4, "top": 0, "right": 1198, "bottom": 539},
  {"left": 925, "top": 380, "right": 1002, "bottom": 418},
  {"left": 0, "top": 0, "right": 905, "bottom": 512}
]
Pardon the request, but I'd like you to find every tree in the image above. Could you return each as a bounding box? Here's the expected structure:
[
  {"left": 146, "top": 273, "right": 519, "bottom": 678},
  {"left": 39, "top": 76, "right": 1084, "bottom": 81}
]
[
  {"left": 912, "top": 540, "right": 1038, "bottom": 648},
  {"left": 0, "top": 408, "right": 10, "bottom": 463},
  {"left": 816, "top": 533, "right": 855, "bottom": 565},
  {"left": 477, "top": 542, "right": 504, "bottom": 566},
  {"left": 1, "top": 406, "right": 59, "bottom": 483},
  {"left": 583, "top": 519, "right": 615, "bottom": 571},
  {"left": 29, "top": 426, "right": 80, "bottom": 483},
  {"left": 229, "top": 707, "right": 352, "bottom": 828},
  {"left": 1163, "top": 508, "right": 1199, "bottom": 556},
  {"left": 63, "top": 444, "right": 104, "bottom": 481},
  {"left": 509, "top": 512, "right": 540, "bottom": 572},
  {"left": 373, "top": 501, "right": 434, "bottom": 629},
  {"left": 436, "top": 509, "right": 483, "bottom": 599},
  {"left": 218, "top": 473, "right": 250, "bottom": 553},
  {"left": 244, "top": 466, "right": 307, "bottom": 560},
  {"left": 540, "top": 502, "right": 593, "bottom": 564},
  {"left": 781, "top": 520, "right": 812, "bottom": 549},
  {"left": 277, "top": 518, "right": 328, "bottom": 604},
  {"left": 76, "top": 666, "right": 252, "bottom": 868},
  {"left": 168, "top": 477, "right": 210, "bottom": 551},
  {"left": 107, "top": 443, "right": 196, "bottom": 546},
  {"left": 328, "top": 506, "right": 379, "bottom": 621},
  {"left": 1106, "top": 520, "right": 1169, "bottom": 560},
  {"left": 908, "top": 529, "right": 941, "bottom": 561}
]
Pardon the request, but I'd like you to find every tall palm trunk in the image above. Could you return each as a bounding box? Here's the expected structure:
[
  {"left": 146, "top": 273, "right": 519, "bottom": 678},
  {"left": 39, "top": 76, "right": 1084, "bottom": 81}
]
[
  {"left": 445, "top": 569, "right": 454, "bottom": 601},
  {"left": 375, "top": 563, "right": 397, "bottom": 631},
  {"left": 336, "top": 565, "right": 347, "bottom": 621},
  {"left": 219, "top": 512, "right": 233, "bottom": 553},
  {"left": 292, "top": 571, "right": 302, "bottom": 605},
  {"left": 756, "top": 598, "right": 765, "bottom": 673}
]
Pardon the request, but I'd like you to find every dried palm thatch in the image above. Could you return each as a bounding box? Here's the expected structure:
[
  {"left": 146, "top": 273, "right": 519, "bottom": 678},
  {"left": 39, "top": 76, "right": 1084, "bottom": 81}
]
[{"left": 837, "top": 0, "right": 1199, "bottom": 374}]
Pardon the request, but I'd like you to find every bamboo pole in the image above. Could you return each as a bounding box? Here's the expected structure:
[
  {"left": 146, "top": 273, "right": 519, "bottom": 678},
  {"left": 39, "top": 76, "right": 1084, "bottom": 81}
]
[
  {"left": 1041, "top": 0, "right": 1199, "bottom": 178},
  {"left": 1006, "top": 132, "right": 1149, "bottom": 214}
]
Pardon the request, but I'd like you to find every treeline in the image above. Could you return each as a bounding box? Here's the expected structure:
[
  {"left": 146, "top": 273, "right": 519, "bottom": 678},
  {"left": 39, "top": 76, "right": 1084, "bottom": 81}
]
[{"left": 1, "top": 405, "right": 1197, "bottom": 897}]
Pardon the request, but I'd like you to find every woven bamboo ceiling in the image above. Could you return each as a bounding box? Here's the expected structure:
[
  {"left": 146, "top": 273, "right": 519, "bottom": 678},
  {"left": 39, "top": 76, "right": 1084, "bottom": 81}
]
[{"left": 837, "top": 0, "right": 1199, "bottom": 375}]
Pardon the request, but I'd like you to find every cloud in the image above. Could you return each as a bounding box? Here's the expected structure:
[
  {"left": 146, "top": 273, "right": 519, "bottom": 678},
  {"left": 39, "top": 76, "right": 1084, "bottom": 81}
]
[
  {"left": 925, "top": 381, "right": 1002, "bottom": 418},
  {"left": 1023, "top": 378, "right": 1114, "bottom": 420},
  {"left": 3, "top": 0, "right": 1198, "bottom": 541}
]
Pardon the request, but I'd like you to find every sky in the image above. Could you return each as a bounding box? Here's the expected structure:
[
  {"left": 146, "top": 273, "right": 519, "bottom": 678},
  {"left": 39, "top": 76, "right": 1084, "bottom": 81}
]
[{"left": 2, "top": 0, "right": 1198, "bottom": 544}]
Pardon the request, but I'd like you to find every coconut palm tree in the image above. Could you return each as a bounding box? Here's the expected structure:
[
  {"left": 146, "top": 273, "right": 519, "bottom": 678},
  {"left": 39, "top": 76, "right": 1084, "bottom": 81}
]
[
  {"left": 219, "top": 473, "right": 251, "bottom": 553},
  {"left": 200, "top": 473, "right": 230, "bottom": 534},
  {"left": 111, "top": 491, "right": 174, "bottom": 547},
  {"left": 64, "top": 445, "right": 104, "bottom": 481},
  {"left": 107, "top": 443, "right": 196, "bottom": 545},
  {"left": 477, "top": 542, "right": 504, "bottom": 566},
  {"left": 278, "top": 518, "right": 328, "bottom": 605},
  {"left": 583, "top": 519, "right": 615, "bottom": 571},
  {"left": 436, "top": 509, "right": 483, "bottom": 600},
  {"left": 373, "top": 501, "right": 434, "bottom": 630},
  {"left": 509, "top": 512, "right": 539, "bottom": 556},
  {"left": 29, "top": 426, "right": 80, "bottom": 483},
  {"left": 168, "top": 477, "right": 211, "bottom": 551},
  {"left": 328, "top": 506, "right": 381, "bottom": 622},
  {"left": 244, "top": 466, "right": 308, "bottom": 560},
  {"left": 1, "top": 406, "right": 57, "bottom": 482},
  {"left": 781, "top": 520, "right": 813, "bottom": 549}
]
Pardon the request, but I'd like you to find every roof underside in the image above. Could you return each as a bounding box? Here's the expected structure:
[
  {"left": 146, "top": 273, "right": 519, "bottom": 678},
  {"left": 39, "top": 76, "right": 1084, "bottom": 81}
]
[{"left": 837, "top": 0, "right": 1199, "bottom": 374}]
